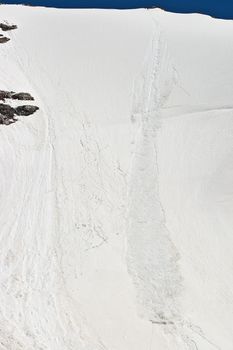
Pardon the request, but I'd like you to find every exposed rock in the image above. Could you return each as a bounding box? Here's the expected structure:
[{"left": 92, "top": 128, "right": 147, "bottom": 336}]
[
  {"left": 0, "top": 90, "right": 35, "bottom": 102},
  {"left": 0, "top": 103, "right": 38, "bottom": 126},
  {"left": 0, "top": 23, "right": 17, "bottom": 31},
  {"left": 0, "top": 90, "right": 14, "bottom": 101},
  {"left": 0, "top": 21, "right": 39, "bottom": 126},
  {"left": 0, "top": 102, "right": 39, "bottom": 126},
  {"left": 15, "top": 105, "right": 39, "bottom": 116},
  {"left": 11, "top": 92, "right": 34, "bottom": 101},
  {"left": 0, "top": 103, "right": 15, "bottom": 118},
  {"left": 0, "top": 113, "right": 17, "bottom": 125},
  {"left": 0, "top": 36, "right": 10, "bottom": 44}
]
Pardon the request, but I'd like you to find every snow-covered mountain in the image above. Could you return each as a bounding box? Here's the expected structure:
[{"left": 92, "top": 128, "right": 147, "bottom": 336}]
[{"left": 0, "top": 5, "right": 232, "bottom": 349}]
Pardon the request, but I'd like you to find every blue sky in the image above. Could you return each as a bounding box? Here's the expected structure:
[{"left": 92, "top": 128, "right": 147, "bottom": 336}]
[{"left": 2, "top": 0, "right": 233, "bottom": 19}]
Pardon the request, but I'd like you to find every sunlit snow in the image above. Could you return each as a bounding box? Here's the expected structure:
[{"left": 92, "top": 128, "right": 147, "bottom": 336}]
[{"left": 0, "top": 5, "right": 232, "bottom": 350}]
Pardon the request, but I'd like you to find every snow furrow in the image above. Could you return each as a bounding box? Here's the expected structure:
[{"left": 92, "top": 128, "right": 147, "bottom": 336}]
[{"left": 126, "top": 24, "right": 182, "bottom": 324}]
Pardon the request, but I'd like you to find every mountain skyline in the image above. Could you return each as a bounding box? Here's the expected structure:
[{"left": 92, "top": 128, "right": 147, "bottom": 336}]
[{"left": 1, "top": 0, "right": 233, "bottom": 19}]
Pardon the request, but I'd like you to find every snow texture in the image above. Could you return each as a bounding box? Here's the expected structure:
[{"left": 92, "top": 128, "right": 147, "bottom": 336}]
[{"left": 0, "top": 5, "right": 232, "bottom": 350}]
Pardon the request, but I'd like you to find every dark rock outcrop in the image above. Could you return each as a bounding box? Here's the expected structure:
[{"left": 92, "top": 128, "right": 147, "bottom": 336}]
[
  {"left": 15, "top": 105, "right": 39, "bottom": 116},
  {"left": 0, "top": 21, "right": 39, "bottom": 126},
  {"left": 0, "top": 23, "right": 18, "bottom": 31},
  {"left": 12, "top": 92, "right": 34, "bottom": 101},
  {"left": 0, "top": 103, "right": 39, "bottom": 125},
  {"left": 0, "top": 103, "right": 15, "bottom": 118},
  {"left": 0, "top": 90, "right": 35, "bottom": 102},
  {"left": 0, "top": 113, "right": 17, "bottom": 125},
  {"left": 0, "top": 90, "right": 14, "bottom": 101},
  {"left": 0, "top": 36, "right": 10, "bottom": 44}
]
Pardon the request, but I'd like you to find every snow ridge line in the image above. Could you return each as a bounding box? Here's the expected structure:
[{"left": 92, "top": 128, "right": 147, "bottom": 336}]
[{"left": 126, "top": 22, "right": 182, "bottom": 325}]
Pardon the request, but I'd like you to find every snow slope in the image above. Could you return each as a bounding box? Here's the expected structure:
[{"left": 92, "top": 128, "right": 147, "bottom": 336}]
[{"left": 0, "top": 5, "right": 232, "bottom": 350}]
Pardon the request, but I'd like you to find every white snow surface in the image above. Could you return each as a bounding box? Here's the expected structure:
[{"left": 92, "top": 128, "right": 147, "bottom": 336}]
[{"left": 0, "top": 5, "right": 233, "bottom": 350}]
